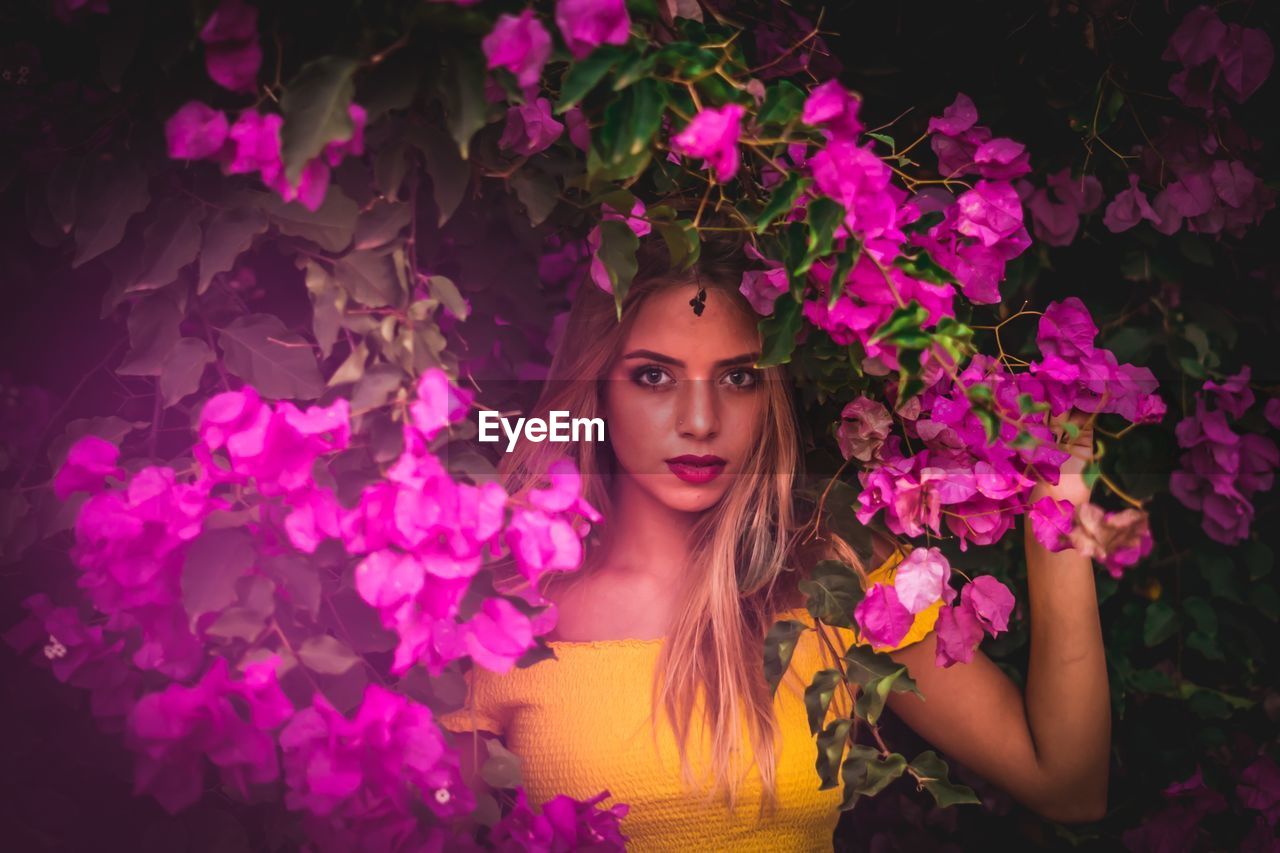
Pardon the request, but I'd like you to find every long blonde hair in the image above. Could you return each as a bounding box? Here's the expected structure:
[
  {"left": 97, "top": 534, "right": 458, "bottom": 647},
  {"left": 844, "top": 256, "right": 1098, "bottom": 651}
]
[{"left": 490, "top": 229, "right": 877, "bottom": 821}]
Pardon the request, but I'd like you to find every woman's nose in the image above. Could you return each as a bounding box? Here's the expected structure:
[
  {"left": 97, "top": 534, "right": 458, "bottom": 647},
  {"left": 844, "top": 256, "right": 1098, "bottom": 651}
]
[{"left": 677, "top": 379, "right": 718, "bottom": 438}]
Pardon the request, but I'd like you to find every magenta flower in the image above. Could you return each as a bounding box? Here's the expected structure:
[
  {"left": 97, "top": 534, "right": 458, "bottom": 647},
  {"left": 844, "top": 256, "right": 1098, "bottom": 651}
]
[
  {"left": 499, "top": 97, "right": 564, "bottom": 156},
  {"left": 490, "top": 787, "right": 630, "bottom": 850},
  {"left": 1265, "top": 397, "right": 1280, "bottom": 430},
  {"left": 555, "top": 0, "right": 631, "bottom": 60},
  {"left": 854, "top": 582, "right": 914, "bottom": 650},
  {"left": 165, "top": 101, "right": 230, "bottom": 161},
  {"left": 1029, "top": 495, "right": 1074, "bottom": 552},
  {"left": 464, "top": 597, "right": 536, "bottom": 673},
  {"left": 955, "top": 180, "right": 1025, "bottom": 248},
  {"left": 1103, "top": 173, "right": 1162, "bottom": 233},
  {"left": 801, "top": 80, "right": 863, "bottom": 139},
  {"left": 893, "top": 547, "right": 951, "bottom": 614},
  {"left": 199, "top": 0, "right": 262, "bottom": 94},
  {"left": 483, "top": 9, "right": 552, "bottom": 91},
  {"left": 670, "top": 103, "right": 746, "bottom": 183},
  {"left": 410, "top": 368, "right": 475, "bottom": 444},
  {"left": 54, "top": 434, "right": 124, "bottom": 500},
  {"left": 836, "top": 396, "right": 893, "bottom": 463},
  {"left": 934, "top": 602, "right": 984, "bottom": 667},
  {"left": 739, "top": 267, "right": 788, "bottom": 316},
  {"left": 960, "top": 576, "right": 1014, "bottom": 635}
]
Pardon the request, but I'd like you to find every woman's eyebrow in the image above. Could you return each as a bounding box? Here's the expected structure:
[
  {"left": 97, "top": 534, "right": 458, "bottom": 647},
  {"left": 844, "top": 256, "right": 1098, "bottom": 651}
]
[{"left": 622, "top": 349, "right": 760, "bottom": 368}]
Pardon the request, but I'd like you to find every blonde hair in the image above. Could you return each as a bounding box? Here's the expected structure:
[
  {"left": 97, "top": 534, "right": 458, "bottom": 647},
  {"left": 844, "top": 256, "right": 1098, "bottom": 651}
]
[{"left": 489, "top": 229, "right": 877, "bottom": 822}]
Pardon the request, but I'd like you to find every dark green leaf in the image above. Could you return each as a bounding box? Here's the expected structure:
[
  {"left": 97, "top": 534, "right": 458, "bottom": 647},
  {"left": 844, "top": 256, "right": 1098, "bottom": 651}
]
[
  {"left": 411, "top": 123, "right": 471, "bottom": 226},
  {"left": 757, "top": 293, "right": 803, "bottom": 367},
  {"left": 909, "top": 750, "right": 981, "bottom": 807},
  {"left": 556, "top": 46, "right": 626, "bottom": 113},
  {"left": 281, "top": 56, "right": 360, "bottom": 184},
  {"left": 756, "top": 174, "right": 810, "bottom": 234},
  {"left": 117, "top": 287, "right": 184, "bottom": 377},
  {"left": 159, "top": 338, "right": 214, "bottom": 407},
  {"left": 298, "top": 635, "right": 362, "bottom": 675},
  {"left": 72, "top": 157, "right": 150, "bottom": 268},
  {"left": 335, "top": 249, "right": 403, "bottom": 308},
  {"left": 480, "top": 737, "right": 524, "bottom": 789},
  {"left": 799, "top": 560, "right": 864, "bottom": 628},
  {"left": 264, "top": 185, "right": 359, "bottom": 252},
  {"left": 217, "top": 313, "right": 325, "bottom": 400},
  {"left": 764, "top": 618, "right": 807, "bottom": 696},
  {"left": 132, "top": 197, "right": 204, "bottom": 293},
  {"left": 597, "top": 219, "right": 640, "bottom": 320},
  {"left": 758, "top": 80, "right": 805, "bottom": 126},
  {"left": 198, "top": 203, "right": 267, "bottom": 294},
  {"left": 841, "top": 746, "right": 906, "bottom": 810},
  {"left": 438, "top": 45, "right": 488, "bottom": 159},
  {"left": 181, "top": 528, "right": 256, "bottom": 630},
  {"left": 1142, "top": 600, "right": 1180, "bottom": 647},
  {"left": 510, "top": 168, "right": 559, "bottom": 226},
  {"left": 805, "top": 668, "right": 842, "bottom": 735},
  {"left": 816, "top": 718, "right": 853, "bottom": 790}
]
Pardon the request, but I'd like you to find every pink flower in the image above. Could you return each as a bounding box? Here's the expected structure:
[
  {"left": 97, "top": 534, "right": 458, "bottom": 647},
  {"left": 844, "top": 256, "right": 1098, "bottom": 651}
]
[
  {"left": 555, "top": 0, "right": 631, "bottom": 60},
  {"left": 410, "top": 368, "right": 475, "bottom": 444},
  {"left": 893, "top": 547, "right": 951, "bottom": 614},
  {"left": 739, "top": 267, "right": 788, "bottom": 316},
  {"left": 955, "top": 180, "right": 1025, "bottom": 248},
  {"left": 54, "top": 435, "right": 124, "bottom": 500},
  {"left": 801, "top": 80, "right": 863, "bottom": 139},
  {"left": 854, "top": 582, "right": 914, "bottom": 650},
  {"left": 166, "top": 101, "right": 230, "bottom": 160},
  {"left": 1103, "top": 173, "right": 1162, "bottom": 233},
  {"left": 499, "top": 97, "right": 564, "bottom": 156},
  {"left": 1029, "top": 495, "right": 1074, "bottom": 552},
  {"left": 199, "top": 0, "right": 262, "bottom": 94},
  {"left": 960, "top": 576, "right": 1014, "bottom": 635},
  {"left": 836, "top": 396, "right": 893, "bottom": 463},
  {"left": 1265, "top": 397, "right": 1280, "bottom": 430},
  {"left": 928, "top": 93, "right": 979, "bottom": 136},
  {"left": 934, "top": 602, "right": 984, "bottom": 667},
  {"left": 670, "top": 103, "right": 746, "bottom": 183},
  {"left": 565, "top": 106, "right": 591, "bottom": 151},
  {"left": 1037, "top": 296, "right": 1098, "bottom": 363},
  {"left": 483, "top": 9, "right": 552, "bottom": 91},
  {"left": 465, "top": 597, "right": 536, "bottom": 673},
  {"left": 489, "top": 787, "right": 631, "bottom": 850},
  {"left": 1216, "top": 23, "right": 1274, "bottom": 103}
]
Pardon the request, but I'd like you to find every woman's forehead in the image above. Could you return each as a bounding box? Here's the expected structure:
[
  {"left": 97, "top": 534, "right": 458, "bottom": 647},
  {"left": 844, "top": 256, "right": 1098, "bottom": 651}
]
[{"left": 623, "top": 285, "right": 759, "bottom": 355}]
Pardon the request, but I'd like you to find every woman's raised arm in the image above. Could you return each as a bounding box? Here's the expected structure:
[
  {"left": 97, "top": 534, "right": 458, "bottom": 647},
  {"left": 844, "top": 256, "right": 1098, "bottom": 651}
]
[{"left": 882, "top": 410, "right": 1111, "bottom": 824}]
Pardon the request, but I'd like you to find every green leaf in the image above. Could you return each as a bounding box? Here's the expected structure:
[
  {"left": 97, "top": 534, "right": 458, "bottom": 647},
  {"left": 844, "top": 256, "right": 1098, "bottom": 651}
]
[
  {"left": 205, "top": 576, "right": 276, "bottom": 642},
  {"left": 909, "top": 750, "right": 981, "bottom": 807},
  {"left": 264, "top": 185, "right": 359, "bottom": 252},
  {"left": 655, "top": 219, "right": 699, "bottom": 270},
  {"left": 159, "top": 338, "right": 214, "bottom": 407},
  {"left": 438, "top": 45, "right": 488, "bottom": 159},
  {"left": 298, "top": 635, "right": 362, "bottom": 675},
  {"left": 1142, "top": 600, "right": 1180, "bottom": 647},
  {"left": 132, "top": 197, "right": 204, "bottom": 293},
  {"left": 840, "top": 746, "right": 907, "bottom": 810},
  {"left": 763, "top": 618, "right": 807, "bottom": 696},
  {"left": 756, "top": 174, "right": 810, "bottom": 234},
  {"left": 804, "top": 669, "right": 842, "bottom": 735},
  {"left": 815, "top": 718, "right": 853, "bottom": 790},
  {"left": 510, "top": 168, "right": 559, "bottom": 226},
  {"left": 597, "top": 219, "right": 640, "bottom": 320},
  {"left": 410, "top": 123, "right": 471, "bottom": 226},
  {"left": 72, "top": 156, "right": 150, "bottom": 268},
  {"left": 427, "top": 275, "right": 470, "bottom": 321},
  {"left": 758, "top": 80, "right": 805, "bottom": 126},
  {"left": 116, "top": 287, "right": 184, "bottom": 377},
  {"left": 867, "top": 132, "right": 896, "bottom": 149},
  {"left": 805, "top": 198, "right": 844, "bottom": 261},
  {"left": 798, "top": 560, "right": 865, "bottom": 628},
  {"left": 335, "top": 249, "right": 403, "bottom": 309},
  {"left": 217, "top": 313, "right": 326, "bottom": 400},
  {"left": 353, "top": 200, "right": 412, "bottom": 251},
  {"left": 868, "top": 302, "right": 931, "bottom": 348},
  {"left": 480, "top": 737, "right": 524, "bottom": 789},
  {"left": 757, "top": 293, "right": 803, "bottom": 367},
  {"left": 854, "top": 668, "right": 911, "bottom": 725},
  {"left": 556, "top": 46, "right": 626, "bottom": 113},
  {"left": 598, "top": 78, "right": 665, "bottom": 168},
  {"left": 281, "top": 56, "right": 359, "bottom": 185},
  {"left": 198, "top": 203, "right": 267, "bottom": 294},
  {"left": 827, "top": 242, "right": 860, "bottom": 309},
  {"left": 181, "top": 528, "right": 256, "bottom": 631}
]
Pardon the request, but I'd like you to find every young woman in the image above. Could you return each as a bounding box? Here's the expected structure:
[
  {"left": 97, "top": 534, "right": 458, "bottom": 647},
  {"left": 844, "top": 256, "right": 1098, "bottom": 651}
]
[{"left": 439, "top": 232, "right": 1110, "bottom": 849}]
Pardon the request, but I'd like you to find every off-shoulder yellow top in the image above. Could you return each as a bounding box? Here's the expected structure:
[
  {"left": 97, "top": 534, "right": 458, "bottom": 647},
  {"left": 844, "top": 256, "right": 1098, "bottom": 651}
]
[{"left": 437, "top": 550, "right": 942, "bottom": 851}]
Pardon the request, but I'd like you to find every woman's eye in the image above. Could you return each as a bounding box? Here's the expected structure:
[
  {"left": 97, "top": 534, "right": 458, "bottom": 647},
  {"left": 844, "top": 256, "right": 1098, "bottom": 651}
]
[
  {"left": 633, "top": 366, "right": 670, "bottom": 387},
  {"left": 724, "top": 368, "right": 759, "bottom": 389}
]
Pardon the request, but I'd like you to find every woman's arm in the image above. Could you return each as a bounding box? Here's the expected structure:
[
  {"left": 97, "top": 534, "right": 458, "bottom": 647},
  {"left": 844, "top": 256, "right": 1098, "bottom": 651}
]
[{"left": 882, "top": 410, "right": 1111, "bottom": 823}]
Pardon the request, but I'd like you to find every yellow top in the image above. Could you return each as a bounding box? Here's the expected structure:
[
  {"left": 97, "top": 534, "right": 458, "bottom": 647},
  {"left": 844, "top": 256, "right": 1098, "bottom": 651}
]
[{"left": 437, "top": 550, "right": 942, "bottom": 851}]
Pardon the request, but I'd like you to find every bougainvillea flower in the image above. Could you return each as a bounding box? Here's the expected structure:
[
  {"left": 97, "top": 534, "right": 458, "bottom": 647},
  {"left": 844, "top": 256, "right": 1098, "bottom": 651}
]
[
  {"left": 499, "top": 97, "right": 564, "bottom": 156},
  {"left": 670, "top": 103, "right": 746, "bottom": 183},
  {"left": 489, "top": 787, "right": 631, "bottom": 849},
  {"left": 801, "top": 79, "right": 863, "bottom": 139},
  {"left": 854, "top": 582, "right": 914, "bottom": 650},
  {"left": 1067, "top": 504, "right": 1154, "bottom": 577},
  {"left": 199, "top": 0, "right": 262, "bottom": 94},
  {"left": 955, "top": 180, "right": 1025, "bottom": 247},
  {"left": 555, "top": 0, "right": 631, "bottom": 59},
  {"left": 960, "top": 575, "right": 1014, "bottom": 635},
  {"left": 165, "top": 101, "right": 230, "bottom": 161},
  {"left": 836, "top": 396, "right": 893, "bottom": 463},
  {"left": 934, "top": 601, "right": 985, "bottom": 667},
  {"left": 464, "top": 597, "right": 536, "bottom": 673},
  {"left": 893, "top": 547, "right": 951, "bottom": 614},
  {"left": 483, "top": 9, "right": 552, "bottom": 90},
  {"left": 54, "top": 434, "right": 124, "bottom": 500},
  {"left": 1029, "top": 495, "right": 1075, "bottom": 552},
  {"left": 1103, "top": 173, "right": 1162, "bottom": 233}
]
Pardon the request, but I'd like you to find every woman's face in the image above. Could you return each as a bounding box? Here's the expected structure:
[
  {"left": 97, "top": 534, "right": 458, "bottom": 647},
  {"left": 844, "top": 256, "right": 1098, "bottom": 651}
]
[{"left": 603, "top": 282, "right": 769, "bottom": 514}]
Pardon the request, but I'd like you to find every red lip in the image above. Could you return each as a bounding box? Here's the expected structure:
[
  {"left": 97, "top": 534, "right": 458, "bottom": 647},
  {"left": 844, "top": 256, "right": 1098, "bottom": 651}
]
[
  {"left": 665, "top": 455, "right": 727, "bottom": 465},
  {"left": 665, "top": 455, "right": 727, "bottom": 484}
]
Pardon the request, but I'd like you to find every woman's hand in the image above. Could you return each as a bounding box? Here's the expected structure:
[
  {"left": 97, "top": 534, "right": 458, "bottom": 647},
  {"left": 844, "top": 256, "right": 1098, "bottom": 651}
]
[{"left": 1031, "top": 407, "right": 1095, "bottom": 507}]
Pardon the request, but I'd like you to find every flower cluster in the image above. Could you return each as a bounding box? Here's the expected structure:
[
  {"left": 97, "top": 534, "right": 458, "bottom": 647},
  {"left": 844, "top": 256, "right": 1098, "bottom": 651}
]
[{"left": 1170, "top": 365, "right": 1279, "bottom": 545}]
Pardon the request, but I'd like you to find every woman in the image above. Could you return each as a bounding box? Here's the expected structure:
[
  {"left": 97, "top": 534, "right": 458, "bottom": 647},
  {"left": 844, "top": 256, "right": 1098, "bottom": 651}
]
[{"left": 439, "top": 231, "right": 1110, "bottom": 849}]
